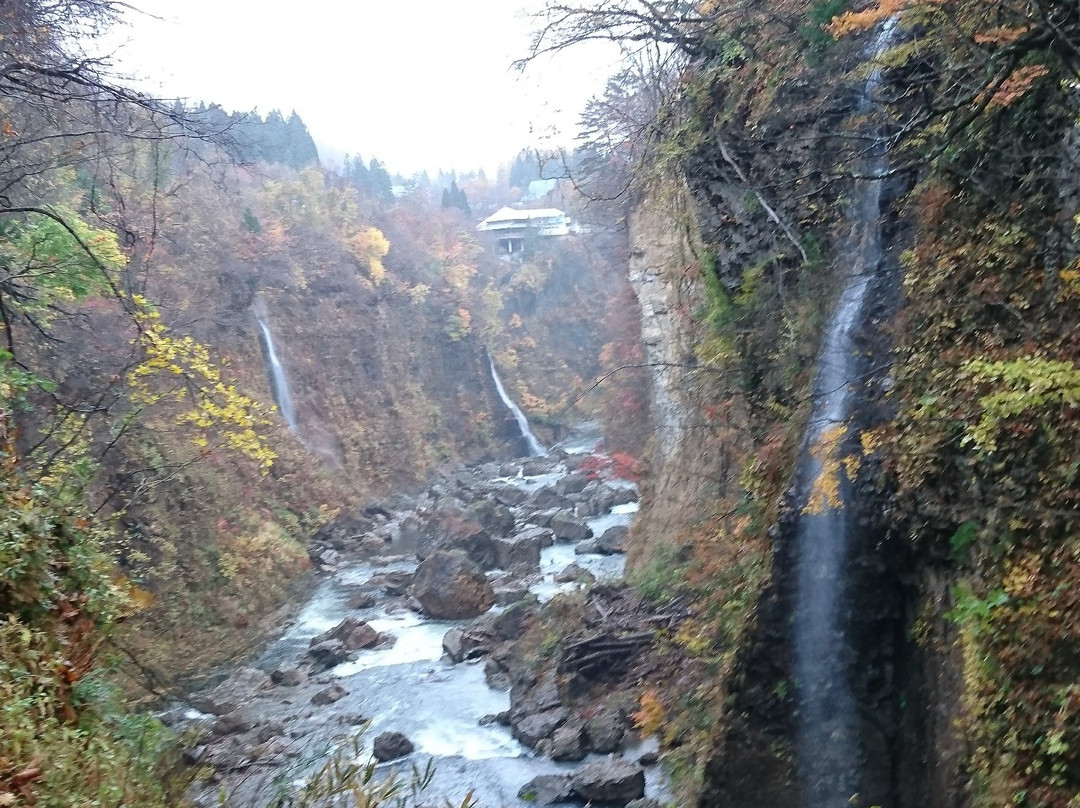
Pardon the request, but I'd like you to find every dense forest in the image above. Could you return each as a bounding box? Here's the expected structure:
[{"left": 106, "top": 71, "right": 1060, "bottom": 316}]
[{"left": 2, "top": 0, "right": 1079, "bottom": 807}]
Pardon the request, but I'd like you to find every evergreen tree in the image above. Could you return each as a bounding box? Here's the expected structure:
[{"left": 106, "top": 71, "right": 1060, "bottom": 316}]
[
  {"left": 441, "top": 178, "right": 471, "bottom": 215},
  {"left": 367, "top": 158, "right": 394, "bottom": 203},
  {"left": 284, "top": 110, "right": 319, "bottom": 169}
]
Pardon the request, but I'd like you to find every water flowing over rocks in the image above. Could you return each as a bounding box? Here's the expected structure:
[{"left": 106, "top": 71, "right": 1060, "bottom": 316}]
[{"left": 171, "top": 424, "right": 668, "bottom": 806}]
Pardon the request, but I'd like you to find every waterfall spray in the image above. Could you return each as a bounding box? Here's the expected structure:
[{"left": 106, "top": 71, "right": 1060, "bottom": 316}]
[
  {"left": 792, "top": 17, "right": 899, "bottom": 807},
  {"left": 487, "top": 352, "right": 545, "bottom": 457}
]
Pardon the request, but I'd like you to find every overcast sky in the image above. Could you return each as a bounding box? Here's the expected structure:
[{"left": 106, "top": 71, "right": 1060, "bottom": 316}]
[{"left": 106, "top": 0, "right": 621, "bottom": 176}]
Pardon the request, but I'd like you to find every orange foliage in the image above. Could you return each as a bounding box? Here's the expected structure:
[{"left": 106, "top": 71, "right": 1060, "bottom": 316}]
[
  {"left": 827, "top": 0, "right": 939, "bottom": 37},
  {"left": 984, "top": 64, "right": 1050, "bottom": 109},
  {"left": 632, "top": 688, "right": 666, "bottom": 735},
  {"left": 973, "top": 26, "right": 1028, "bottom": 45}
]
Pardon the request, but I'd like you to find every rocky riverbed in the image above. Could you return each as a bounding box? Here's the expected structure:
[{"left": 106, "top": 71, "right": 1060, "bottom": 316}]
[{"left": 164, "top": 428, "right": 670, "bottom": 807}]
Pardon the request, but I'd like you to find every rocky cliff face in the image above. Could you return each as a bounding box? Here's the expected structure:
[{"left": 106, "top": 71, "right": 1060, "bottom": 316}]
[
  {"left": 626, "top": 181, "right": 698, "bottom": 464},
  {"left": 619, "top": 27, "right": 960, "bottom": 807},
  {"left": 625, "top": 9, "right": 1080, "bottom": 807}
]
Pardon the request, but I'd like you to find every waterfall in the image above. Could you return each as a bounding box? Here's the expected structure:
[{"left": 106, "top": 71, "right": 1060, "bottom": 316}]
[
  {"left": 792, "top": 18, "right": 899, "bottom": 807},
  {"left": 253, "top": 302, "right": 298, "bottom": 432},
  {"left": 487, "top": 353, "right": 545, "bottom": 457}
]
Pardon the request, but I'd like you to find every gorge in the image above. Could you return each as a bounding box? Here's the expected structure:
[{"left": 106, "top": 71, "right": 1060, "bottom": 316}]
[{"left": 3, "top": 2, "right": 1080, "bottom": 808}]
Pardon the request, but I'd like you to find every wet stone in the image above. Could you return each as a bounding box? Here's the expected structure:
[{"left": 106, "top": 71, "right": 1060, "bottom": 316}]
[
  {"left": 307, "top": 640, "right": 351, "bottom": 670},
  {"left": 412, "top": 549, "right": 494, "bottom": 619},
  {"left": 636, "top": 751, "right": 660, "bottom": 767},
  {"left": 597, "top": 525, "right": 629, "bottom": 554},
  {"left": 518, "top": 773, "right": 574, "bottom": 805},
  {"left": 575, "top": 539, "right": 601, "bottom": 555},
  {"left": 549, "top": 514, "right": 592, "bottom": 543},
  {"left": 570, "top": 758, "right": 645, "bottom": 805},
  {"left": 211, "top": 712, "right": 253, "bottom": 736},
  {"left": 372, "top": 731, "right": 414, "bottom": 762},
  {"left": 555, "top": 563, "right": 596, "bottom": 584},
  {"left": 545, "top": 718, "right": 586, "bottom": 762},
  {"left": 585, "top": 706, "right": 629, "bottom": 754},
  {"left": 311, "top": 685, "right": 348, "bottom": 706},
  {"left": 512, "top": 706, "right": 569, "bottom": 748},
  {"left": 270, "top": 667, "right": 305, "bottom": 687},
  {"left": 555, "top": 472, "right": 589, "bottom": 495},
  {"left": 256, "top": 722, "right": 285, "bottom": 744},
  {"left": 345, "top": 591, "right": 376, "bottom": 610}
]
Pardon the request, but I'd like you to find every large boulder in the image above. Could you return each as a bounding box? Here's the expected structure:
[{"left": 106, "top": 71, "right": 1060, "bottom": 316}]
[
  {"left": 516, "top": 525, "right": 555, "bottom": 547},
  {"left": 522, "top": 457, "right": 557, "bottom": 476},
  {"left": 575, "top": 539, "right": 601, "bottom": 555},
  {"left": 555, "top": 472, "right": 590, "bottom": 496},
  {"left": 491, "top": 484, "right": 528, "bottom": 507},
  {"left": 490, "top": 598, "right": 536, "bottom": 640},
  {"left": 518, "top": 774, "right": 574, "bottom": 805},
  {"left": 414, "top": 509, "right": 498, "bottom": 569},
  {"left": 210, "top": 712, "right": 253, "bottom": 736},
  {"left": 512, "top": 706, "right": 569, "bottom": 748},
  {"left": 372, "top": 731, "right": 414, "bottom": 762},
  {"left": 311, "top": 617, "right": 380, "bottom": 650},
  {"left": 307, "top": 641, "right": 351, "bottom": 670},
  {"left": 585, "top": 705, "right": 629, "bottom": 753},
  {"left": 346, "top": 591, "right": 376, "bottom": 610},
  {"left": 468, "top": 499, "right": 516, "bottom": 537},
  {"left": 570, "top": 758, "right": 645, "bottom": 806},
  {"left": 597, "top": 525, "right": 630, "bottom": 554},
  {"left": 397, "top": 514, "right": 424, "bottom": 550},
  {"left": 443, "top": 600, "right": 536, "bottom": 663},
  {"left": 541, "top": 718, "right": 587, "bottom": 762},
  {"left": 577, "top": 483, "right": 617, "bottom": 517},
  {"left": 510, "top": 670, "right": 562, "bottom": 720},
  {"left": 555, "top": 563, "right": 596, "bottom": 585},
  {"left": 368, "top": 570, "right": 413, "bottom": 596},
  {"left": 412, "top": 550, "right": 494, "bottom": 619},
  {"left": 270, "top": 667, "right": 305, "bottom": 687},
  {"left": 493, "top": 535, "right": 542, "bottom": 572},
  {"left": 528, "top": 486, "right": 571, "bottom": 511},
  {"left": 549, "top": 514, "right": 592, "bottom": 543},
  {"left": 442, "top": 626, "right": 491, "bottom": 663}
]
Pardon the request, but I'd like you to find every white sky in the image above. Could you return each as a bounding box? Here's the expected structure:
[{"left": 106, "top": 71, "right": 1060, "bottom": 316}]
[{"left": 106, "top": 0, "right": 622, "bottom": 176}]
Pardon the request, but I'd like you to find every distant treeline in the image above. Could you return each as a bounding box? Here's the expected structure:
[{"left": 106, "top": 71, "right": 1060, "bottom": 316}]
[{"left": 194, "top": 104, "right": 320, "bottom": 169}]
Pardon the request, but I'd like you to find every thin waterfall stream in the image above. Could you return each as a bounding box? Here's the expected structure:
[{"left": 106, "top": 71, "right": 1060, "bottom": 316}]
[
  {"left": 792, "top": 18, "right": 899, "bottom": 807},
  {"left": 254, "top": 300, "right": 299, "bottom": 433},
  {"left": 487, "top": 352, "right": 546, "bottom": 457}
]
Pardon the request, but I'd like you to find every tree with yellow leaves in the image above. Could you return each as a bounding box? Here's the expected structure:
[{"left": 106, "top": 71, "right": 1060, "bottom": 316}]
[{"left": 347, "top": 226, "right": 391, "bottom": 285}]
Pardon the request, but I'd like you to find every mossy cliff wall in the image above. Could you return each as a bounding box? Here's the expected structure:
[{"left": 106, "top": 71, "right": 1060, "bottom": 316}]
[{"left": 625, "top": 7, "right": 1080, "bottom": 806}]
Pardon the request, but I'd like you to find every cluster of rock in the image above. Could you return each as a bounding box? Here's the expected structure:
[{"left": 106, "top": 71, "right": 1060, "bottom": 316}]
[
  {"left": 520, "top": 759, "right": 660, "bottom": 807},
  {"left": 307, "top": 453, "right": 637, "bottom": 621},
  {"left": 306, "top": 507, "right": 394, "bottom": 568},
  {"left": 167, "top": 451, "right": 652, "bottom": 804},
  {"left": 306, "top": 615, "right": 393, "bottom": 670},
  {"left": 436, "top": 581, "right": 674, "bottom": 805}
]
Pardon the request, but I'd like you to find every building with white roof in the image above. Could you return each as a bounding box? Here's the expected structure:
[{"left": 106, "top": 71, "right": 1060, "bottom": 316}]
[{"left": 476, "top": 206, "right": 571, "bottom": 253}]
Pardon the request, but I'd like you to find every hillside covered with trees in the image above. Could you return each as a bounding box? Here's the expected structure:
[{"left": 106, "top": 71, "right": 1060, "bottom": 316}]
[{"left": 0, "top": 1, "right": 648, "bottom": 804}]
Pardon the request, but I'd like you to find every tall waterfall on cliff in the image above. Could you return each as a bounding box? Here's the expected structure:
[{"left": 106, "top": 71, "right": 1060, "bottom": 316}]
[
  {"left": 253, "top": 300, "right": 298, "bottom": 432},
  {"left": 792, "top": 18, "right": 898, "bottom": 807},
  {"left": 487, "top": 352, "right": 545, "bottom": 457}
]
